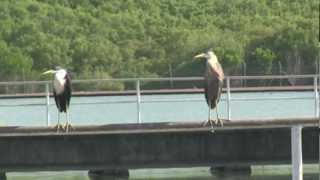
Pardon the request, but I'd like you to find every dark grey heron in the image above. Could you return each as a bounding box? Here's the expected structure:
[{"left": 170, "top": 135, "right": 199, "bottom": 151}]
[
  {"left": 43, "top": 67, "right": 72, "bottom": 132},
  {"left": 194, "top": 49, "right": 224, "bottom": 128}
]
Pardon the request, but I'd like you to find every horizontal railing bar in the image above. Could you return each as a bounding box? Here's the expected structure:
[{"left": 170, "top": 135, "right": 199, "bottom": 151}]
[
  {"left": 0, "top": 103, "right": 49, "bottom": 107},
  {"left": 0, "top": 100, "right": 138, "bottom": 107},
  {"left": 0, "top": 96, "right": 314, "bottom": 107},
  {"left": 146, "top": 96, "right": 313, "bottom": 101},
  {"left": 0, "top": 74, "right": 318, "bottom": 86},
  {"left": 73, "top": 77, "right": 204, "bottom": 83},
  {"left": 0, "top": 81, "right": 49, "bottom": 85},
  {"left": 229, "top": 96, "right": 314, "bottom": 101},
  {"left": 141, "top": 97, "right": 313, "bottom": 103},
  {"left": 228, "top": 74, "right": 318, "bottom": 80},
  {"left": 0, "top": 86, "right": 314, "bottom": 98}
]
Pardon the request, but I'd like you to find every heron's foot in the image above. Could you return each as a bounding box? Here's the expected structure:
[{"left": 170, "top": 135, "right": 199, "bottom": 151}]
[
  {"left": 54, "top": 123, "right": 64, "bottom": 133},
  {"left": 64, "top": 123, "right": 73, "bottom": 133},
  {"left": 203, "top": 118, "right": 224, "bottom": 132},
  {"left": 202, "top": 119, "right": 215, "bottom": 132},
  {"left": 216, "top": 118, "right": 224, "bottom": 127}
]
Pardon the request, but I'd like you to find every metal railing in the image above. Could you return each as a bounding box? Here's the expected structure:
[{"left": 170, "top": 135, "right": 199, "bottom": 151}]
[
  {"left": 0, "top": 74, "right": 319, "bottom": 180},
  {"left": 0, "top": 74, "right": 319, "bottom": 125}
]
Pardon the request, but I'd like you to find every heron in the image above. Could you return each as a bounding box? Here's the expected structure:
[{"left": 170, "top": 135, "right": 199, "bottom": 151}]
[
  {"left": 43, "top": 67, "right": 72, "bottom": 132},
  {"left": 194, "top": 49, "right": 225, "bottom": 129}
]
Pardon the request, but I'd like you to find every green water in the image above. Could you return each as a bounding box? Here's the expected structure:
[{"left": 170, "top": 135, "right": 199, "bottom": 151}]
[{"left": 0, "top": 91, "right": 319, "bottom": 179}]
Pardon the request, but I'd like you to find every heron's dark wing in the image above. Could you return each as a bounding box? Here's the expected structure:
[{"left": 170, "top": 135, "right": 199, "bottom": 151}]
[
  {"left": 64, "top": 73, "right": 72, "bottom": 110},
  {"left": 204, "top": 66, "right": 224, "bottom": 109},
  {"left": 53, "top": 89, "right": 61, "bottom": 111}
]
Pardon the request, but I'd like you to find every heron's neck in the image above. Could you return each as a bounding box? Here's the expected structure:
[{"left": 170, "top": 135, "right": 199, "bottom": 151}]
[
  {"left": 206, "top": 56, "right": 224, "bottom": 81},
  {"left": 54, "top": 70, "right": 67, "bottom": 94},
  {"left": 207, "top": 56, "right": 218, "bottom": 67},
  {"left": 55, "top": 71, "right": 67, "bottom": 84}
]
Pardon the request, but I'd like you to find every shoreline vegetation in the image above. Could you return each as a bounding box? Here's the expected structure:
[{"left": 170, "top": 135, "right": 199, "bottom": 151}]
[{"left": 0, "top": 0, "right": 318, "bottom": 90}]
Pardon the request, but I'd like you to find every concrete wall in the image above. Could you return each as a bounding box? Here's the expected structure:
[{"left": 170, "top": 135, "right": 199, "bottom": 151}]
[{"left": 0, "top": 127, "right": 317, "bottom": 172}]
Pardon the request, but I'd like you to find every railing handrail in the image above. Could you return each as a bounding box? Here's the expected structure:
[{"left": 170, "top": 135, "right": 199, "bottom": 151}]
[
  {"left": 229, "top": 74, "right": 319, "bottom": 80},
  {"left": 0, "top": 95, "right": 315, "bottom": 107},
  {"left": 0, "top": 74, "right": 319, "bottom": 85}
]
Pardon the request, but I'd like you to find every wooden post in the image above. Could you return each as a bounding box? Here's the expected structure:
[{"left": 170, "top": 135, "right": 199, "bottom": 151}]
[{"left": 291, "top": 125, "right": 303, "bottom": 180}]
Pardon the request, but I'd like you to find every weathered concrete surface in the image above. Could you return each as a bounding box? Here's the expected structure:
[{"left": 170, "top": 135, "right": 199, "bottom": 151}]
[{"left": 0, "top": 119, "right": 318, "bottom": 172}]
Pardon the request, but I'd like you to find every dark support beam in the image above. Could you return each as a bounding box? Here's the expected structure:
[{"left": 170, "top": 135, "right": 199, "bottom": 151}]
[
  {"left": 210, "top": 166, "right": 251, "bottom": 177},
  {"left": 88, "top": 169, "right": 129, "bottom": 180}
]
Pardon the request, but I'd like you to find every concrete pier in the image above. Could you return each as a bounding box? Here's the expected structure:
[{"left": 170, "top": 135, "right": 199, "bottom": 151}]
[{"left": 0, "top": 118, "right": 318, "bottom": 174}]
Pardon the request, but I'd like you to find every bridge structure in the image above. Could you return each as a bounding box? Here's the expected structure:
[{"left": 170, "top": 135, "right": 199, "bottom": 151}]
[
  {"left": 0, "top": 75, "right": 320, "bottom": 180},
  {"left": 0, "top": 118, "right": 318, "bottom": 180}
]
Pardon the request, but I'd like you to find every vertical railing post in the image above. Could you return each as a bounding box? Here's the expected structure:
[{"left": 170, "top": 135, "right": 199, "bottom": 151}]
[
  {"left": 45, "top": 83, "right": 50, "bottom": 126},
  {"left": 226, "top": 77, "right": 231, "bottom": 120},
  {"left": 136, "top": 80, "right": 141, "bottom": 123},
  {"left": 291, "top": 125, "right": 303, "bottom": 180},
  {"left": 314, "top": 76, "right": 319, "bottom": 117}
]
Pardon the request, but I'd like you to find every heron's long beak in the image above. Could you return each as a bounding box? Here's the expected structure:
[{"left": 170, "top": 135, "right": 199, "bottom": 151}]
[
  {"left": 194, "top": 53, "right": 206, "bottom": 59},
  {"left": 42, "top": 70, "right": 56, "bottom": 75}
]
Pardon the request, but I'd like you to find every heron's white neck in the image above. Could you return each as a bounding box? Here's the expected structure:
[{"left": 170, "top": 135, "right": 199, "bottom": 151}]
[
  {"left": 53, "top": 69, "right": 67, "bottom": 94},
  {"left": 207, "top": 53, "right": 219, "bottom": 66},
  {"left": 206, "top": 53, "right": 224, "bottom": 81}
]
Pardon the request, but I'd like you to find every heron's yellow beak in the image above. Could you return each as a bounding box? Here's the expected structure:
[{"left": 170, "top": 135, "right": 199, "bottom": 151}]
[
  {"left": 194, "top": 53, "right": 206, "bottom": 59},
  {"left": 42, "top": 70, "right": 56, "bottom": 75}
]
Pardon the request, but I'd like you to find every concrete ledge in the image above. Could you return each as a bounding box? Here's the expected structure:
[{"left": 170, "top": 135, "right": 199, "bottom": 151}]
[
  {"left": 0, "top": 118, "right": 317, "bottom": 136},
  {"left": 0, "top": 118, "right": 318, "bottom": 172}
]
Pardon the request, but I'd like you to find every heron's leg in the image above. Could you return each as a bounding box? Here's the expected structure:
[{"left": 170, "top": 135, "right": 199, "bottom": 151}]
[
  {"left": 57, "top": 112, "right": 60, "bottom": 132},
  {"left": 215, "top": 106, "right": 223, "bottom": 127},
  {"left": 208, "top": 108, "right": 215, "bottom": 132},
  {"left": 65, "top": 112, "right": 69, "bottom": 133},
  {"left": 64, "top": 111, "right": 73, "bottom": 132},
  {"left": 208, "top": 108, "right": 213, "bottom": 128},
  {"left": 202, "top": 105, "right": 214, "bottom": 131},
  {"left": 208, "top": 106, "right": 211, "bottom": 121},
  {"left": 55, "top": 112, "right": 63, "bottom": 132}
]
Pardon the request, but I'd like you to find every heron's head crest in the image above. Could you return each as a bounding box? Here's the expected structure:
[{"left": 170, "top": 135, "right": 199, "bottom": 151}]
[{"left": 194, "top": 48, "right": 217, "bottom": 62}]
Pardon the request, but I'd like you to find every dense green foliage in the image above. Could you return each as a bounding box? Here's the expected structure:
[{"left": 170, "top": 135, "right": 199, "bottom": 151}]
[{"left": 0, "top": 0, "right": 318, "bottom": 83}]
